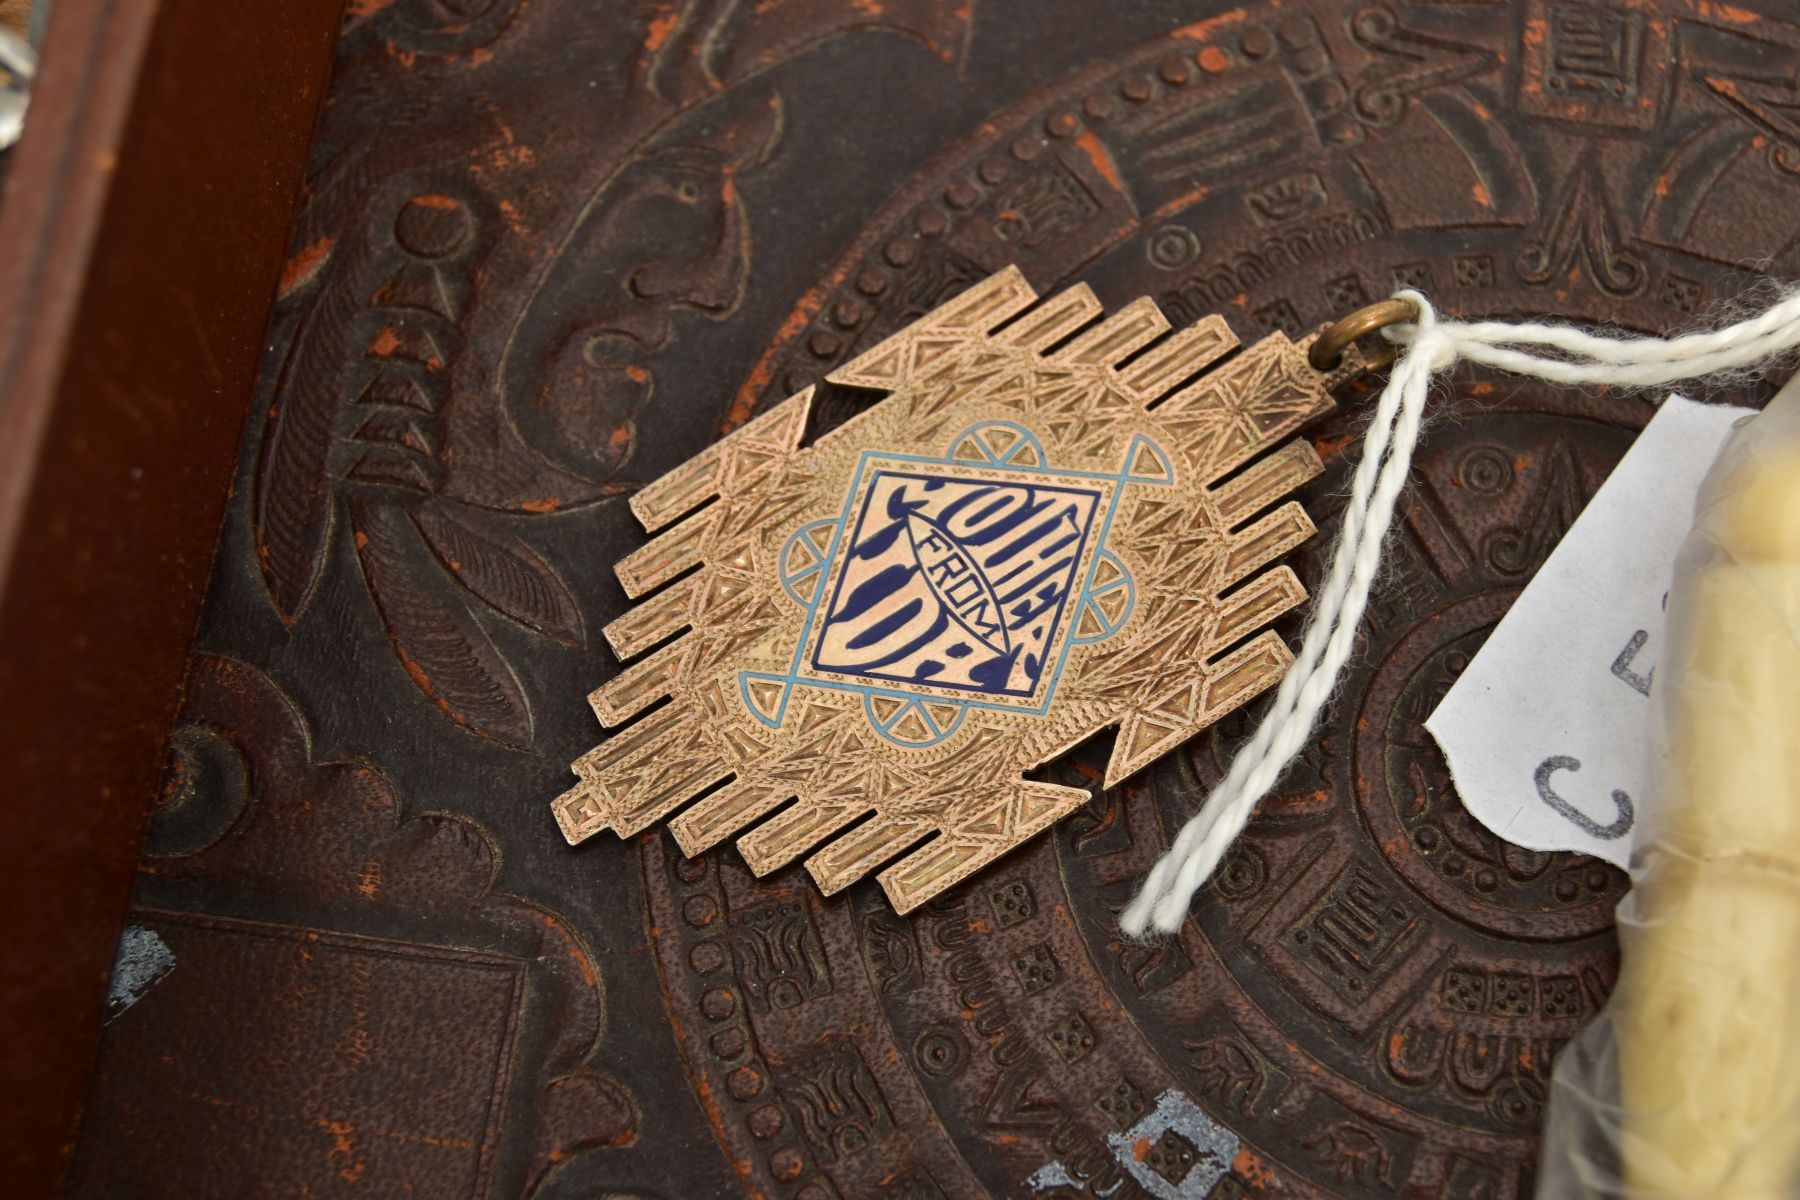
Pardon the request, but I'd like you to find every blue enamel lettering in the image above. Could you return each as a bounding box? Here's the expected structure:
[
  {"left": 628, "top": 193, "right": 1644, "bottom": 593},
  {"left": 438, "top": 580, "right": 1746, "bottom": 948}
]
[{"left": 813, "top": 469, "right": 1101, "bottom": 697}]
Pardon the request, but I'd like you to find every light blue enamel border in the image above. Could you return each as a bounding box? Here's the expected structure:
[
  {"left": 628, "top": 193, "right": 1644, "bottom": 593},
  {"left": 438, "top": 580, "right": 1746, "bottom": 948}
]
[{"left": 740, "top": 423, "right": 1174, "bottom": 740}]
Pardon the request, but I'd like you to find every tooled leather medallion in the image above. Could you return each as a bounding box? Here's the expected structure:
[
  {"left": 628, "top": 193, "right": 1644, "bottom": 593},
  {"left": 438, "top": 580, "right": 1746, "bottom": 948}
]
[{"left": 71, "top": 2, "right": 1800, "bottom": 1198}]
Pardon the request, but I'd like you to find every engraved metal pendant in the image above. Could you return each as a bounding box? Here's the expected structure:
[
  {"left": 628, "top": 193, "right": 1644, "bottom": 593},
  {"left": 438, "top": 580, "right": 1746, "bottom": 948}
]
[{"left": 554, "top": 267, "right": 1335, "bottom": 913}]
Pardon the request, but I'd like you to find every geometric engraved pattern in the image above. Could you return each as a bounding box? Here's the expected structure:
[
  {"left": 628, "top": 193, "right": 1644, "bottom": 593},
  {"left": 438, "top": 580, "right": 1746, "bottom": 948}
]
[{"left": 554, "top": 267, "right": 1332, "bottom": 912}]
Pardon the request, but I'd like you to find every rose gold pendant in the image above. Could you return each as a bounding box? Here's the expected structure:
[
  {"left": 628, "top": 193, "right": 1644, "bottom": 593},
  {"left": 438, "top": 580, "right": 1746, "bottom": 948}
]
[{"left": 554, "top": 267, "right": 1347, "bottom": 913}]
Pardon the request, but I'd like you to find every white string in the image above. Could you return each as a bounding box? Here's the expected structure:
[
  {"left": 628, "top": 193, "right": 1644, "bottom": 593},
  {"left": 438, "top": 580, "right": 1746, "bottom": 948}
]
[{"left": 1121, "top": 287, "right": 1800, "bottom": 938}]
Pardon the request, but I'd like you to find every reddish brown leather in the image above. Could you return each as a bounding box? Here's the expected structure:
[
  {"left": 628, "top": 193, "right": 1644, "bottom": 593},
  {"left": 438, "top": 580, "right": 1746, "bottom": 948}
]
[
  {"left": 0, "top": 0, "right": 341, "bottom": 1189},
  {"left": 52, "top": 2, "right": 1800, "bottom": 1197}
]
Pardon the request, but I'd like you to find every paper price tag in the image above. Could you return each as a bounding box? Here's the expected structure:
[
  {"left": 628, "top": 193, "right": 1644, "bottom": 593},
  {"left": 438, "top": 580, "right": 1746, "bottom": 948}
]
[{"left": 1425, "top": 396, "right": 1752, "bottom": 868}]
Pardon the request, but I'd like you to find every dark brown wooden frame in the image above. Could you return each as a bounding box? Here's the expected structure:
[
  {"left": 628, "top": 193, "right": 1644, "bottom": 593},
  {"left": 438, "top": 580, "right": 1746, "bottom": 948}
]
[{"left": 0, "top": 0, "right": 343, "bottom": 1189}]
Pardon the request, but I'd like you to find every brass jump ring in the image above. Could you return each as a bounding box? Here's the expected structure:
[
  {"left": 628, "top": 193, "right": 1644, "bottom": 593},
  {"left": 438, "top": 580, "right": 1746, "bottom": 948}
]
[{"left": 1309, "top": 297, "right": 1421, "bottom": 373}]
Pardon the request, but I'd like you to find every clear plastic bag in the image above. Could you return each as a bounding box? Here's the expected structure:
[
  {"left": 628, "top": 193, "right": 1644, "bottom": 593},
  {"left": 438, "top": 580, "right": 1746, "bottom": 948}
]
[{"left": 1538, "top": 381, "right": 1800, "bottom": 1199}]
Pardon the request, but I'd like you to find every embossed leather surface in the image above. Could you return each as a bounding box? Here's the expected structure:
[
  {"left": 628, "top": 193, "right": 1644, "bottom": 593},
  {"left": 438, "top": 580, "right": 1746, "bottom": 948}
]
[{"left": 67, "top": 2, "right": 1800, "bottom": 1197}]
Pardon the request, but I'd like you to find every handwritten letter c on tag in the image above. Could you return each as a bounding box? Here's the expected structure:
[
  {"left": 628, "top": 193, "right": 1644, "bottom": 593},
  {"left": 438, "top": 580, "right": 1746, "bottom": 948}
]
[{"left": 1426, "top": 397, "right": 1750, "bottom": 868}]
